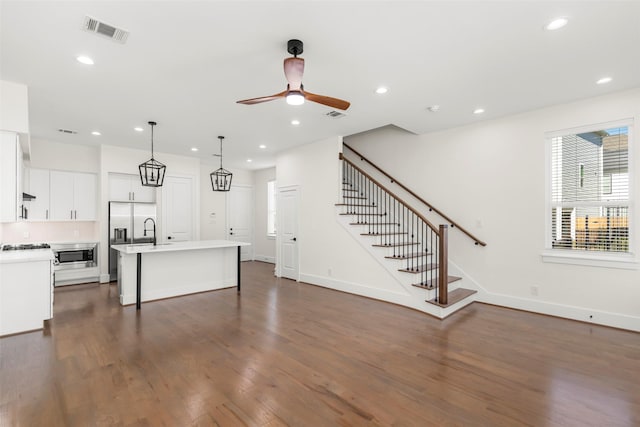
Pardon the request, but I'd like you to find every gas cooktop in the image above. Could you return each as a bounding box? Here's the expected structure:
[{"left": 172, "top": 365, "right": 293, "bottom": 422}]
[{"left": 1, "top": 243, "right": 51, "bottom": 251}]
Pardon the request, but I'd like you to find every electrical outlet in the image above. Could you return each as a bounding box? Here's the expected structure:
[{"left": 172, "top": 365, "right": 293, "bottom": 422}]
[{"left": 530, "top": 286, "right": 539, "bottom": 296}]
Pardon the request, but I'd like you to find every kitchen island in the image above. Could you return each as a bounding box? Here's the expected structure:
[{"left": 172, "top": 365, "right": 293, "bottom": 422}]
[{"left": 111, "top": 240, "right": 250, "bottom": 308}]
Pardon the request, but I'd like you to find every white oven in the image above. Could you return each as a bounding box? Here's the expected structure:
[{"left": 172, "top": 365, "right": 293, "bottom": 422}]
[{"left": 51, "top": 243, "right": 99, "bottom": 286}]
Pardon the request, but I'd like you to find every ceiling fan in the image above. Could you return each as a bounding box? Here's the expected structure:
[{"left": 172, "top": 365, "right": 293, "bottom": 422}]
[{"left": 236, "top": 39, "right": 351, "bottom": 111}]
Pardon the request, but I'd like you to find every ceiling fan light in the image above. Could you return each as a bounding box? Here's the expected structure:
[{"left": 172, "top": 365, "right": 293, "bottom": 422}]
[{"left": 286, "top": 92, "right": 305, "bottom": 106}]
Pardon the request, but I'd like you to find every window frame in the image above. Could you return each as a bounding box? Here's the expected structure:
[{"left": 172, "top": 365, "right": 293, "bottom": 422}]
[
  {"left": 543, "top": 118, "right": 637, "bottom": 269},
  {"left": 267, "top": 180, "right": 276, "bottom": 238}
]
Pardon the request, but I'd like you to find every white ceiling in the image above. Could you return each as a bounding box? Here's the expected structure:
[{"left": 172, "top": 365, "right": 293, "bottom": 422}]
[{"left": 2, "top": 1, "right": 639, "bottom": 170}]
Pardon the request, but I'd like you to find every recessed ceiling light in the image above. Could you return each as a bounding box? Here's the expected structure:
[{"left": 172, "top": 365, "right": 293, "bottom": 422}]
[
  {"left": 134, "top": 127, "right": 144, "bottom": 132},
  {"left": 91, "top": 131, "right": 101, "bottom": 136},
  {"left": 473, "top": 108, "right": 485, "bottom": 115},
  {"left": 375, "top": 87, "right": 388, "bottom": 94},
  {"left": 596, "top": 77, "right": 612, "bottom": 85},
  {"left": 76, "top": 55, "right": 94, "bottom": 65},
  {"left": 427, "top": 105, "right": 440, "bottom": 113},
  {"left": 191, "top": 147, "right": 199, "bottom": 152},
  {"left": 259, "top": 144, "right": 267, "bottom": 149},
  {"left": 291, "top": 120, "right": 300, "bottom": 126},
  {"left": 246, "top": 159, "right": 253, "bottom": 163},
  {"left": 545, "top": 17, "right": 568, "bottom": 31}
]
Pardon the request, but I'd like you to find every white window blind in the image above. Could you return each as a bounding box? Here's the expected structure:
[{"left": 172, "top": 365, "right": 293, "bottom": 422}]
[{"left": 550, "top": 125, "right": 630, "bottom": 253}]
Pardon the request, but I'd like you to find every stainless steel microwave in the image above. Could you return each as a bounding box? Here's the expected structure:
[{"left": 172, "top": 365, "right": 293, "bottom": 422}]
[{"left": 51, "top": 243, "right": 98, "bottom": 270}]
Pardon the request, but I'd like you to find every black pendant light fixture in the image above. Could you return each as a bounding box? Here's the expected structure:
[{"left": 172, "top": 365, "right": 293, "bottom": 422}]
[
  {"left": 210, "top": 136, "right": 232, "bottom": 192},
  {"left": 138, "top": 121, "right": 166, "bottom": 187}
]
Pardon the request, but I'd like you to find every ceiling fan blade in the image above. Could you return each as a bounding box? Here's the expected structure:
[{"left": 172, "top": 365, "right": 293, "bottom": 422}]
[
  {"left": 284, "top": 57, "right": 304, "bottom": 90},
  {"left": 236, "top": 91, "right": 287, "bottom": 105},
  {"left": 303, "top": 90, "right": 351, "bottom": 111}
]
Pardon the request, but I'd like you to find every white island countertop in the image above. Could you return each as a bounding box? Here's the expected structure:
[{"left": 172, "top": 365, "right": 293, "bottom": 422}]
[{"left": 111, "top": 239, "right": 250, "bottom": 255}]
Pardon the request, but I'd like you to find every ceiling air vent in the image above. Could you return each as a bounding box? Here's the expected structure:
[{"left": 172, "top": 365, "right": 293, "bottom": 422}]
[
  {"left": 58, "top": 129, "right": 78, "bottom": 135},
  {"left": 326, "top": 110, "right": 346, "bottom": 119},
  {"left": 82, "top": 16, "right": 129, "bottom": 44}
]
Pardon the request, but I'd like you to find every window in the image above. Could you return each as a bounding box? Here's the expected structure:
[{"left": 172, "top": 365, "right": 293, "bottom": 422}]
[
  {"left": 548, "top": 121, "right": 631, "bottom": 256},
  {"left": 267, "top": 180, "right": 276, "bottom": 237}
]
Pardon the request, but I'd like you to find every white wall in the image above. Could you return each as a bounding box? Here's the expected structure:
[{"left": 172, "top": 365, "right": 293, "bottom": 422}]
[
  {"left": 253, "top": 167, "right": 276, "bottom": 263},
  {"left": 276, "top": 136, "right": 408, "bottom": 302},
  {"left": 345, "top": 88, "right": 640, "bottom": 331},
  {"left": 0, "top": 80, "right": 29, "bottom": 134}
]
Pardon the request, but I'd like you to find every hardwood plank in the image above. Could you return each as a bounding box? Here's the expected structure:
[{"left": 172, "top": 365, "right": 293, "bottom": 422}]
[{"left": 1, "top": 262, "right": 638, "bottom": 426}]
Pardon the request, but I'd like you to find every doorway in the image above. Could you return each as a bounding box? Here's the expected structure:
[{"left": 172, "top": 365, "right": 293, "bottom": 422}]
[
  {"left": 277, "top": 185, "right": 299, "bottom": 280},
  {"left": 227, "top": 184, "right": 254, "bottom": 261},
  {"left": 162, "top": 175, "right": 195, "bottom": 241}
]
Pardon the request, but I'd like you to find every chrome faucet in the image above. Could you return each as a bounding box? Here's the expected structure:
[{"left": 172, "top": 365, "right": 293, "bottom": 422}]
[{"left": 143, "top": 217, "right": 156, "bottom": 246}]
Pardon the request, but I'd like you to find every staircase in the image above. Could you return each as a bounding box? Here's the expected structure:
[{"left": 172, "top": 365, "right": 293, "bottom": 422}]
[{"left": 336, "top": 147, "right": 482, "bottom": 318}]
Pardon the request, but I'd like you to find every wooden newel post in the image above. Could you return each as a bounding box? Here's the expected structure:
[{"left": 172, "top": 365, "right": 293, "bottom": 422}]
[{"left": 438, "top": 224, "right": 448, "bottom": 305}]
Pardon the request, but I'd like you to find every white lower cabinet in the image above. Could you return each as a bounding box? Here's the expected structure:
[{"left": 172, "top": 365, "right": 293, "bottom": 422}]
[
  {"left": 0, "top": 259, "right": 52, "bottom": 336},
  {"left": 49, "top": 170, "right": 97, "bottom": 221}
]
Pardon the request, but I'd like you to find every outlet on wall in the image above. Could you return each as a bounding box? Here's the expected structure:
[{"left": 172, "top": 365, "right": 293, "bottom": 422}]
[{"left": 530, "top": 285, "right": 539, "bottom": 296}]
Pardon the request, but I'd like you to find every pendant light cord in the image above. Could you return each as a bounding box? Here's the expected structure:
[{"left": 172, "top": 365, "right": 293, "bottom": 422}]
[{"left": 151, "top": 123, "right": 155, "bottom": 159}]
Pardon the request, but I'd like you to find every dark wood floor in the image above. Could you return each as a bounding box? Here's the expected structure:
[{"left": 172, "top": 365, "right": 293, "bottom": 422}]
[{"left": 1, "top": 261, "right": 639, "bottom": 426}]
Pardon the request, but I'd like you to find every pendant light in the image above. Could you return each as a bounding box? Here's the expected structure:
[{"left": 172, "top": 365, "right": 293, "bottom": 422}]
[
  {"left": 138, "top": 121, "right": 166, "bottom": 187},
  {"left": 210, "top": 136, "right": 232, "bottom": 191}
]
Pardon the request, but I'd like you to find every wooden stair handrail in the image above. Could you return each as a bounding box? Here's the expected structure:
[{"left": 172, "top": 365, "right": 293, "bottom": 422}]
[
  {"left": 340, "top": 153, "right": 440, "bottom": 236},
  {"left": 343, "top": 143, "right": 486, "bottom": 247}
]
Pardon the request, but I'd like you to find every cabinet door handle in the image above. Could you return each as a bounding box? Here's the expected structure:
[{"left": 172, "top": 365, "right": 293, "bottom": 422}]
[
  {"left": 75, "top": 210, "right": 77, "bottom": 219},
  {"left": 132, "top": 192, "right": 135, "bottom": 201},
  {"left": 70, "top": 210, "right": 73, "bottom": 219},
  {"left": 46, "top": 209, "right": 48, "bottom": 220}
]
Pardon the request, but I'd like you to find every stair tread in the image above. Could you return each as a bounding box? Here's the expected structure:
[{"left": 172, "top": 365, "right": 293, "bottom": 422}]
[
  {"left": 426, "top": 288, "right": 477, "bottom": 308},
  {"left": 385, "top": 252, "right": 431, "bottom": 260},
  {"left": 343, "top": 196, "right": 367, "bottom": 199},
  {"left": 372, "top": 242, "right": 419, "bottom": 247},
  {"left": 341, "top": 213, "right": 385, "bottom": 216},
  {"left": 335, "top": 204, "right": 377, "bottom": 207},
  {"left": 350, "top": 222, "right": 398, "bottom": 226},
  {"left": 398, "top": 263, "right": 438, "bottom": 273},
  {"left": 412, "top": 275, "right": 461, "bottom": 289},
  {"left": 360, "top": 232, "right": 407, "bottom": 236}
]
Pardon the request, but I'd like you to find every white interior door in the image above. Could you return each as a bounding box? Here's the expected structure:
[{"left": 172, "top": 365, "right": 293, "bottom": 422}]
[
  {"left": 278, "top": 186, "right": 299, "bottom": 280},
  {"left": 162, "top": 175, "right": 193, "bottom": 242},
  {"left": 227, "top": 185, "right": 253, "bottom": 261}
]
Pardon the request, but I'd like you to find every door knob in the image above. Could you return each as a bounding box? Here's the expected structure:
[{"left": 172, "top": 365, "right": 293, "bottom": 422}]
[
  {"left": 292, "top": 237, "right": 297, "bottom": 241},
  {"left": 230, "top": 232, "right": 234, "bottom": 235},
  {"left": 167, "top": 236, "right": 173, "bottom": 240}
]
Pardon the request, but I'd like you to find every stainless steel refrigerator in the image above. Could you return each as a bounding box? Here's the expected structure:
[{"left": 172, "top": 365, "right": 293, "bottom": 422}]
[{"left": 108, "top": 201, "right": 157, "bottom": 281}]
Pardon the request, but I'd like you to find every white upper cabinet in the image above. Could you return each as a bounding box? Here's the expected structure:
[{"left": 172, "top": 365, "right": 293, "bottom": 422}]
[
  {"left": 25, "top": 168, "right": 50, "bottom": 220},
  {"left": 49, "top": 170, "right": 96, "bottom": 221},
  {"left": 109, "top": 173, "right": 155, "bottom": 203},
  {"left": 0, "top": 131, "right": 22, "bottom": 222}
]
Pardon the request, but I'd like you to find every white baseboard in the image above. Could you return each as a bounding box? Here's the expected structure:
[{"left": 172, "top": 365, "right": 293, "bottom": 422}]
[
  {"left": 476, "top": 292, "right": 640, "bottom": 332},
  {"left": 99, "top": 273, "right": 111, "bottom": 283},
  {"left": 447, "top": 259, "right": 640, "bottom": 332},
  {"left": 254, "top": 254, "right": 275, "bottom": 264}
]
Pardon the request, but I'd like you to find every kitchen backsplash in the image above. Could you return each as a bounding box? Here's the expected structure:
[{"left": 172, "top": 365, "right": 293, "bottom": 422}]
[{"left": 1, "top": 221, "right": 99, "bottom": 244}]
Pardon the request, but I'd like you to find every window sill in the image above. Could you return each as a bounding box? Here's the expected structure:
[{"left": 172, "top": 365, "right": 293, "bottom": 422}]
[{"left": 541, "top": 250, "right": 638, "bottom": 270}]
